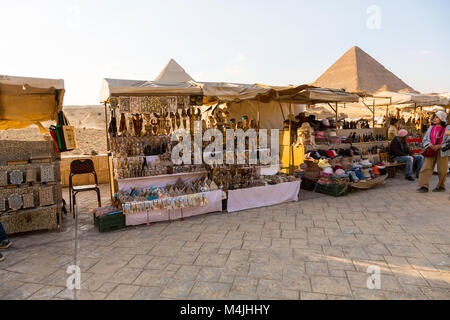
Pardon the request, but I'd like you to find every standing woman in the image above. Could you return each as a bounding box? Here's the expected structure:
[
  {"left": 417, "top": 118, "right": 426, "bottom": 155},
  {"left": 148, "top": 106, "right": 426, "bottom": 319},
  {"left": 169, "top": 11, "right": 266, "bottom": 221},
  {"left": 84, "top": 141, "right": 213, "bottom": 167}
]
[{"left": 417, "top": 111, "right": 450, "bottom": 193}]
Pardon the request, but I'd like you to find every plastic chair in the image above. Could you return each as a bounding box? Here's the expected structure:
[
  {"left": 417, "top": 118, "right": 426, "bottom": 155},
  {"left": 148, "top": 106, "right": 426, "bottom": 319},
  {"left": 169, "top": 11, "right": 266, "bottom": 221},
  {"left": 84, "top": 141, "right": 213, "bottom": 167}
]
[{"left": 69, "top": 159, "right": 101, "bottom": 218}]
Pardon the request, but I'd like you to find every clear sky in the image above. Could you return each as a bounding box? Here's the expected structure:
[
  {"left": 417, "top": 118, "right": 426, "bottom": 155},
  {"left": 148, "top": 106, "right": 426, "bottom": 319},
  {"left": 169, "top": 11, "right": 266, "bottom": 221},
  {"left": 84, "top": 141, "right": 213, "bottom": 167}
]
[{"left": 1, "top": 0, "right": 449, "bottom": 105}]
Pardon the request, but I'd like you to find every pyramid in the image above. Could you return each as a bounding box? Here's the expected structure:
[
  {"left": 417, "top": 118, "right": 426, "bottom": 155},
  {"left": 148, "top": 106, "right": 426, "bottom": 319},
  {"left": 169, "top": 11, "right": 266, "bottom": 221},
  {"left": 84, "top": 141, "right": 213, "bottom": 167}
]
[
  {"left": 314, "top": 46, "right": 418, "bottom": 94},
  {"left": 155, "top": 59, "right": 194, "bottom": 82}
]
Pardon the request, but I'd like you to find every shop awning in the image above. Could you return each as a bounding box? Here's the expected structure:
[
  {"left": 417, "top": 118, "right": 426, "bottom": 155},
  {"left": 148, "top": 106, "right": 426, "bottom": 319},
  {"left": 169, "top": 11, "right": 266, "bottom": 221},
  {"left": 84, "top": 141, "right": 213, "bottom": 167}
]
[
  {"left": 364, "top": 91, "right": 444, "bottom": 107},
  {"left": 0, "top": 75, "right": 65, "bottom": 132}
]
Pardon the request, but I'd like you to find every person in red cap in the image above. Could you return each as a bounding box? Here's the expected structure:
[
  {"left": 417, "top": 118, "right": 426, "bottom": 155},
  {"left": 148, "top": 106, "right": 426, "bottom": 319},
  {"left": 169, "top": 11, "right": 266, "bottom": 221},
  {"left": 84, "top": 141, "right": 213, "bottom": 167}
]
[{"left": 389, "top": 129, "right": 424, "bottom": 181}]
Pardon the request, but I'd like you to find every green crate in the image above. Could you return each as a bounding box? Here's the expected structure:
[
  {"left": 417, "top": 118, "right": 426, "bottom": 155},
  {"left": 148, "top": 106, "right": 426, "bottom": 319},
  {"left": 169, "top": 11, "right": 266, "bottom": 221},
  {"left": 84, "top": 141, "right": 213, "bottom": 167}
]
[
  {"left": 93, "top": 212, "right": 125, "bottom": 233},
  {"left": 315, "top": 183, "right": 349, "bottom": 197}
]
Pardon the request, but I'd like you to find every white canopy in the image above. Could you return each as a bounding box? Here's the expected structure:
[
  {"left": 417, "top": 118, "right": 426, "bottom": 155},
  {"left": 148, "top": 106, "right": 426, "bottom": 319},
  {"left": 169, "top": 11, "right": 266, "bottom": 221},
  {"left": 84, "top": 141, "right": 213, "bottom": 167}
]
[
  {"left": 365, "top": 91, "right": 444, "bottom": 107},
  {"left": 0, "top": 75, "right": 65, "bottom": 132}
]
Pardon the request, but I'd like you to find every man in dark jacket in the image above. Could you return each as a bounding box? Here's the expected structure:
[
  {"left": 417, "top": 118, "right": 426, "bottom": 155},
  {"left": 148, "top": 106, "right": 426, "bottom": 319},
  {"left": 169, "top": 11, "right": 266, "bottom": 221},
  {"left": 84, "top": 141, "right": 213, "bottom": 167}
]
[{"left": 389, "top": 129, "right": 424, "bottom": 181}]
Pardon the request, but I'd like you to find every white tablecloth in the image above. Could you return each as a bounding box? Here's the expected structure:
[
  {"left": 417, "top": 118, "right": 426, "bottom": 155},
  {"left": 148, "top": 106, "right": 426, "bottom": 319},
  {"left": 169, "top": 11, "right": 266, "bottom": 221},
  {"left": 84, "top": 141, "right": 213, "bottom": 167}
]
[
  {"left": 125, "top": 190, "right": 223, "bottom": 226},
  {"left": 227, "top": 181, "right": 301, "bottom": 213},
  {"left": 118, "top": 171, "right": 207, "bottom": 192}
]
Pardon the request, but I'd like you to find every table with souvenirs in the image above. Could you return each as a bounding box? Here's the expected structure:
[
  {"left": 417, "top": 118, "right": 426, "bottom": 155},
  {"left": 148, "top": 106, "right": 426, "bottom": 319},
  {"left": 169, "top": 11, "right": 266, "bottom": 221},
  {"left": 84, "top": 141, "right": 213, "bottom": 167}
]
[
  {"left": 288, "top": 115, "right": 392, "bottom": 197},
  {"left": 0, "top": 140, "right": 63, "bottom": 234},
  {"left": 95, "top": 95, "right": 301, "bottom": 230}
]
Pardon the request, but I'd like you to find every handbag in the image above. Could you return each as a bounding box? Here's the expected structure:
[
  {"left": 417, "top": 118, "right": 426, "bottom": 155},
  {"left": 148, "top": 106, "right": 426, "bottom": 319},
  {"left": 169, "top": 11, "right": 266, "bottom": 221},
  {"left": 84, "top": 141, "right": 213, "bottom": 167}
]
[
  {"left": 422, "top": 127, "right": 445, "bottom": 158},
  {"left": 55, "top": 111, "right": 77, "bottom": 152}
]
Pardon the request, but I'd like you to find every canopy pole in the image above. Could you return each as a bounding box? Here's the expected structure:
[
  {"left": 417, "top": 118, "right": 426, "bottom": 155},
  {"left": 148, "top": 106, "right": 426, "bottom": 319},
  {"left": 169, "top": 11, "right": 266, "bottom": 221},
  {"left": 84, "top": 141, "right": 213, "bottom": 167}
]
[
  {"left": 289, "top": 100, "right": 294, "bottom": 175},
  {"left": 104, "top": 101, "right": 114, "bottom": 201},
  {"left": 278, "top": 100, "right": 286, "bottom": 121},
  {"left": 372, "top": 99, "right": 376, "bottom": 128},
  {"left": 335, "top": 102, "right": 338, "bottom": 130},
  {"left": 256, "top": 97, "right": 261, "bottom": 128}
]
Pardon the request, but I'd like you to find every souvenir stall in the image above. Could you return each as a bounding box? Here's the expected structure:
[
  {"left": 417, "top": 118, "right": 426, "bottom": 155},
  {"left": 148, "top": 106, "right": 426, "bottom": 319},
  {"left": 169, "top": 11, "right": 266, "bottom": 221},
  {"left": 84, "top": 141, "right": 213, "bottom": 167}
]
[
  {"left": 100, "top": 78, "right": 224, "bottom": 227},
  {"left": 100, "top": 80, "right": 308, "bottom": 221},
  {"left": 0, "top": 75, "right": 65, "bottom": 233}
]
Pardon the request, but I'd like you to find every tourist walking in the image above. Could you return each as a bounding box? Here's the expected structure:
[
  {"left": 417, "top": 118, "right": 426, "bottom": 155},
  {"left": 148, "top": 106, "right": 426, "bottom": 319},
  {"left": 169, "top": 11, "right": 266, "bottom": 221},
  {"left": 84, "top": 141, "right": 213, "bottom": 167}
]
[{"left": 417, "top": 111, "right": 450, "bottom": 193}]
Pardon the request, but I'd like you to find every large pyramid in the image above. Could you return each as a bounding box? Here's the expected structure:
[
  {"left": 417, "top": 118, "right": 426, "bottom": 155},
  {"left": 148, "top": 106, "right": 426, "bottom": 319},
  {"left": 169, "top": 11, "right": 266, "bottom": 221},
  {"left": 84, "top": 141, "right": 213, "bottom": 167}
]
[
  {"left": 314, "top": 46, "right": 418, "bottom": 94},
  {"left": 155, "top": 59, "right": 194, "bottom": 83}
]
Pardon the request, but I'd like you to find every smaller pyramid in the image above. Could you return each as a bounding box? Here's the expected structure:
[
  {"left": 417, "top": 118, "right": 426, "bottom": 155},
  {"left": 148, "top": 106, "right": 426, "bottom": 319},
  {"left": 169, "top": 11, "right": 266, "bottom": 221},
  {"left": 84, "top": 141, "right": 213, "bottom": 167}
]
[
  {"left": 155, "top": 59, "right": 194, "bottom": 82},
  {"left": 314, "top": 46, "right": 418, "bottom": 94}
]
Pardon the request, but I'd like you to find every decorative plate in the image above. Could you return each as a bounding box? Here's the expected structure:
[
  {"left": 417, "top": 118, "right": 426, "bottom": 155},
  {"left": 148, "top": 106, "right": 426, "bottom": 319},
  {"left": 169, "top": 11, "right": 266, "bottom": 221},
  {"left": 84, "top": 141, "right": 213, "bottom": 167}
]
[
  {"left": 22, "top": 193, "right": 35, "bottom": 209},
  {"left": 39, "top": 186, "right": 54, "bottom": 206},
  {"left": 8, "top": 193, "right": 23, "bottom": 211},
  {"left": 40, "top": 164, "right": 55, "bottom": 183},
  {"left": 10, "top": 170, "right": 23, "bottom": 185}
]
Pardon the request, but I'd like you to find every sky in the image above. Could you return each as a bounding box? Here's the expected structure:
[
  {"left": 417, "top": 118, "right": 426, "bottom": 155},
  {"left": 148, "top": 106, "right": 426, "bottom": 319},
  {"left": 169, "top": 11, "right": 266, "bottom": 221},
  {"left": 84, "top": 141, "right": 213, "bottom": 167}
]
[{"left": 1, "top": 0, "right": 449, "bottom": 105}]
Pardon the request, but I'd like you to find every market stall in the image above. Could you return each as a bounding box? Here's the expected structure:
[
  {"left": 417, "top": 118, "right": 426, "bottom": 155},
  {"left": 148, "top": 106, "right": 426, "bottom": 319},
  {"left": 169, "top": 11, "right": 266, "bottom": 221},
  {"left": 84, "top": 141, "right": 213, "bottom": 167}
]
[{"left": 0, "top": 75, "right": 65, "bottom": 233}]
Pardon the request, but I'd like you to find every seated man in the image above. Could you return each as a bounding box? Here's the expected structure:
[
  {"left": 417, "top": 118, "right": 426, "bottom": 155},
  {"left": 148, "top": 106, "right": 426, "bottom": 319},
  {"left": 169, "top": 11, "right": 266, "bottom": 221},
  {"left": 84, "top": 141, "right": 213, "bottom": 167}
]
[{"left": 389, "top": 129, "right": 424, "bottom": 181}]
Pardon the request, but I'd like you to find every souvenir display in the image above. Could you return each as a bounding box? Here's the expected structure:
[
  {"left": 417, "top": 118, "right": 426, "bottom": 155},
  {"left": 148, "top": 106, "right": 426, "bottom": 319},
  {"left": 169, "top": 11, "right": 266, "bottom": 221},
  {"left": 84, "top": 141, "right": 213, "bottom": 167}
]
[
  {"left": 118, "top": 177, "right": 217, "bottom": 215},
  {"left": 40, "top": 164, "right": 55, "bottom": 183},
  {"left": 39, "top": 186, "right": 55, "bottom": 206},
  {"left": 8, "top": 193, "right": 23, "bottom": 211},
  {"left": 26, "top": 168, "right": 37, "bottom": 184},
  {"left": 0, "top": 198, "right": 6, "bottom": 212},
  {"left": 130, "top": 96, "right": 142, "bottom": 114},
  {"left": 9, "top": 170, "right": 23, "bottom": 185},
  {"left": 109, "top": 97, "right": 119, "bottom": 109},
  {"left": 0, "top": 170, "right": 8, "bottom": 186},
  {"left": 119, "top": 96, "right": 131, "bottom": 113},
  {"left": 22, "top": 193, "right": 35, "bottom": 209}
]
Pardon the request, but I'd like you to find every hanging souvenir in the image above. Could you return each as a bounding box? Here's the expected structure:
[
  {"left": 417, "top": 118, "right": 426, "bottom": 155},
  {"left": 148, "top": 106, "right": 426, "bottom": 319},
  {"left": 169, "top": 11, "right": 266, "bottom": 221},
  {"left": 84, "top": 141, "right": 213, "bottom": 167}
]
[
  {"left": 119, "top": 113, "right": 127, "bottom": 133},
  {"left": 130, "top": 96, "right": 141, "bottom": 114},
  {"left": 10, "top": 170, "right": 23, "bottom": 185},
  {"left": 40, "top": 164, "right": 55, "bottom": 183},
  {"left": 119, "top": 96, "right": 131, "bottom": 113},
  {"left": 39, "top": 186, "right": 54, "bottom": 206},
  {"left": 22, "top": 193, "right": 35, "bottom": 209},
  {"left": 8, "top": 193, "right": 23, "bottom": 211},
  {"left": 108, "top": 109, "right": 118, "bottom": 138},
  {"left": 167, "top": 97, "right": 178, "bottom": 113},
  {"left": 190, "top": 95, "right": 203, "bottom": 106},
  {"left": 133, "top": 114, "right": 143, "bottom": 136},
  {"left": 110, "top": 97, "right": 119, "bottom": 109}
]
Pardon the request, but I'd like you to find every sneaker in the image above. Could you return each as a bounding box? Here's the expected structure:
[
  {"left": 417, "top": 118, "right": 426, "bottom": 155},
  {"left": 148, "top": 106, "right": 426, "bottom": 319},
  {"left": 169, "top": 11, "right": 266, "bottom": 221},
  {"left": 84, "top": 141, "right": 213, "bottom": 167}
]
[
  {"left": 432, "top": 187, "right": 446, "bottom": 192},
  {"left": 0, "top": 240, "right": 12, "bottom": 249},
  {"left": 417, "top": 187, "right": 429, "bottom": 193},
  {"left": 0, "top": 253, "right": 4, "bottom": 262},
  {"left": 405, "top": 176, "right": 415, "bottom": 181}
]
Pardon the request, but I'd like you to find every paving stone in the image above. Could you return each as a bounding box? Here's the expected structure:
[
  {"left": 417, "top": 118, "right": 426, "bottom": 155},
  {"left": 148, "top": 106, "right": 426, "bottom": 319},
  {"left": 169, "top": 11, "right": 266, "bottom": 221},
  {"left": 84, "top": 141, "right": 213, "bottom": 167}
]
[
  {"left": 132, "top": 286, "right": 162, "bottom": 300},
  {"left": 196, "top": 267, "right": 222, "bottom": 282},
  {"left": 248, "top": 263, "right": 282, "bottom": 280},
  {"left": 134, "top": 270, "right": 174, "bottom": 287},
  {"left": 174, "top": 265, "right": 201, "bottom": 280},
  {"left": 306, "top": 262, "right": 329, "bottom": 276},
  {"left": 160, "top": 279, "right": 194, "bottom": 299},
  {"left": 300, "top": 292, "right": 326, "bottom": 300},
  {"left": 194, "top": 254, "right": 228, "bottom": 267},
  {"left": 2, "top": 283, "right": 44, "bottom": 300},
  {"left": 232, "top": 276, "right": 258, "bottom": 295},
  {"left": 27, "top": 285, "right": 65, "bottom": 300},
  {"left": 310, "top": 276, "right": 352, "bottom": 296},
  {"left": 189, "top": 281, "right": 231, "bottom": 299},
  {"left": 257, "top": 279, "right": 298, "bottom": 300},
  {"left": 105, "top": 284, "right": 140, "bottom": 300}
]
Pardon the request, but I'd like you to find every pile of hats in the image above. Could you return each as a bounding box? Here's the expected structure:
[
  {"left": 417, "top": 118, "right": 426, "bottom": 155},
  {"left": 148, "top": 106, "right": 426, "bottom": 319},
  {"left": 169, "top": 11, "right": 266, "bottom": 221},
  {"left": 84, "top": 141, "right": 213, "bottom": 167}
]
[
  {"left": 317, "top": 160, "right": 350, "bottom": 186},
  {"left": 346, "top": 159, "right": 386, "bottom": 183},
  {"left": 305, "top": 146, "right": 360, "bottom": 160}
]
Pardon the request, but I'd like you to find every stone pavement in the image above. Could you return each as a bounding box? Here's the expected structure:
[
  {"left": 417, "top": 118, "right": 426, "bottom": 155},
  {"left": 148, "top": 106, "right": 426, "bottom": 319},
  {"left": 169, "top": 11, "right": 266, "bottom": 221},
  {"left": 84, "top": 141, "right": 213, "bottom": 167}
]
[{"left": 0, "top": 176, "right": 449, "bottom": 300}]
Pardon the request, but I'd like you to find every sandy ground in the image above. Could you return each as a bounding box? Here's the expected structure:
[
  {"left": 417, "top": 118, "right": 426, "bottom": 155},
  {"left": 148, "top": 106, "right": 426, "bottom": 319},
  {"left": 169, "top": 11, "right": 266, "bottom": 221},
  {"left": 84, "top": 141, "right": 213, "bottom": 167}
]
[{"left": 0, "top": 104, "right": 410, "bottom": 156}]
